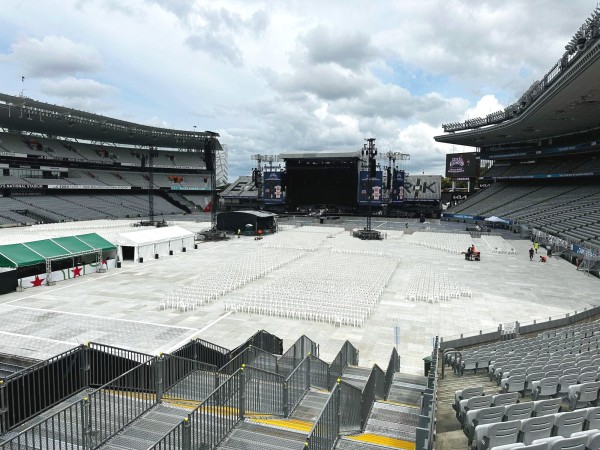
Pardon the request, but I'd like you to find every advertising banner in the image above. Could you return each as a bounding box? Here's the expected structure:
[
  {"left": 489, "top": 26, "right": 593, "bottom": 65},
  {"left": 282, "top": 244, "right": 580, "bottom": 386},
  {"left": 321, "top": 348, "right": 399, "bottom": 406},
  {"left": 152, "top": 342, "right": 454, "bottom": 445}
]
[{"left": 403, "top": 175, "right": 441, "bottom": 202}]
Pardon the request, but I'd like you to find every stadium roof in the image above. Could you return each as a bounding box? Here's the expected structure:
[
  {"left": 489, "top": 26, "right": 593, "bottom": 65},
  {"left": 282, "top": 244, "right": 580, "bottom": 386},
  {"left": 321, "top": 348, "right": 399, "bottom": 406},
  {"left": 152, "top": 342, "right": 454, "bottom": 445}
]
[
  {"left": 0, "top": 233, "right": 116, "bottom": 268},
  {"left": 435, "top": 14, "right": 600, "bottom": 148},
  {"left": 0, "top": 93, "right": 220, "bottom": 149},
  {"left": 280, "top": 151, "right": 360, "bottom": 159}
]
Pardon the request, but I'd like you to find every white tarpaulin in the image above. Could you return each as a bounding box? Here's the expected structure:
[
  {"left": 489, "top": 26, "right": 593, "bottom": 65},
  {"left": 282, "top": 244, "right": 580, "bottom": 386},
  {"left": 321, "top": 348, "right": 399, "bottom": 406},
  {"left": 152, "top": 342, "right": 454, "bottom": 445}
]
[
  {"left": 484, "top": 216, "right": 509, "bottom": 223},
  {"left": 116, "top": 226, "right": 194, "bottom": 262}
]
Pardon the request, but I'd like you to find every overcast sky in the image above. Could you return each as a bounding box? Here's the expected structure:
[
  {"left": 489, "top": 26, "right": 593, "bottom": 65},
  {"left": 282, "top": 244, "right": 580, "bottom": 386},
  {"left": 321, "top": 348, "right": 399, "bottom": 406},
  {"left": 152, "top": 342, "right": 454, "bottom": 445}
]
[{"left": 0, "top": 0, "right": 595, "bottom": 179}]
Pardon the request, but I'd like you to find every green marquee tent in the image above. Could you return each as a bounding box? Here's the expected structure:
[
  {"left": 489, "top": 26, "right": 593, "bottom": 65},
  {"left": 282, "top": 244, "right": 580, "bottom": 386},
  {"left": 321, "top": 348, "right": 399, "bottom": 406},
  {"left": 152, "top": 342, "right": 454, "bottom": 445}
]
[{"left": 0, "top": 234, "right": 116, "bottom": 268}]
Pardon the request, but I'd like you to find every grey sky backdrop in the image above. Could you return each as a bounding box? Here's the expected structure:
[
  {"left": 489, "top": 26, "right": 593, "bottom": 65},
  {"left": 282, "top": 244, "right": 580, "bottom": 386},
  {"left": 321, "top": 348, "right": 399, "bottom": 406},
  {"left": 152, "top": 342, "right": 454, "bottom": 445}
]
[{"left": 0, "top": 0, "right": 596, "bottom": 179}]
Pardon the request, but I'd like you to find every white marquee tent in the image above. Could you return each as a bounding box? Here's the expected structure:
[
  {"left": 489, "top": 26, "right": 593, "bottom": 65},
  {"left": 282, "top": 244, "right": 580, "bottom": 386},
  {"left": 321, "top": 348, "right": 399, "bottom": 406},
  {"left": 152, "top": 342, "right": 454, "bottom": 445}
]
[{"left": 116, "top": 226, "right": 194, "bottom": 262}]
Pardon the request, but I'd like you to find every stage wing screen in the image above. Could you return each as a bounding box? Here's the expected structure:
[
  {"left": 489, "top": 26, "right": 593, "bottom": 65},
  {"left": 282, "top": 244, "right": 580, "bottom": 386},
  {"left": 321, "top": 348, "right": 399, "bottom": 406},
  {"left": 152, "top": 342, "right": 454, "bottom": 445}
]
[
  {"left": 390, "top": 169, "right": 406, "bottom": 205},
  {"left": 358, "top": 171, "right": 383, "bottom": 205},
  {"left": 445, "top": 152, "right": 479, "bottom": 178},
  {"left": 403, "top": 175, "right": 441, "bottom": 202},
  {"left": 285, "top": 159, "right": 358, "bottom": 207},
  {"left": 263, "top": 171, "right": 285, "bottom": 204}
]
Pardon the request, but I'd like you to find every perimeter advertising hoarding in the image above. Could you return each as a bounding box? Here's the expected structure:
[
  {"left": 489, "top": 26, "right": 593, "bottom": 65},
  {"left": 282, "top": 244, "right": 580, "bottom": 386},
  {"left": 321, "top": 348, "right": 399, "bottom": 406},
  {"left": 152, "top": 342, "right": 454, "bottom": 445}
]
[
  {"left": 390, "top": 169, "right": 406, "bottom": 205},
  {"left": 403, "top": 175, "right": 441, "bottom": 202},
  {"left": 262, "top": 171, "right": 284, "bottom": 204},
  {"left": 358, "top": 171, "right": 383, "bottom": 205},
  {"left": 446, "top": 152, "right": 479, "bottom": 178}
]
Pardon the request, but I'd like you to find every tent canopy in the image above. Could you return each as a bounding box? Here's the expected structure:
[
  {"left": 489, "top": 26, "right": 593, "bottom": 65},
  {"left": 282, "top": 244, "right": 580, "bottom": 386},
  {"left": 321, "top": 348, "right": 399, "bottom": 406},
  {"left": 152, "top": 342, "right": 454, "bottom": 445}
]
[
  {"left": 484, "top": 216, "right": 509, "bottom": 223},
  {"left": 0, "top": 234, "right": 116, "bottom": 268},
  {"left": 117, "top": 226, "right": 194, "bottom": 246}
]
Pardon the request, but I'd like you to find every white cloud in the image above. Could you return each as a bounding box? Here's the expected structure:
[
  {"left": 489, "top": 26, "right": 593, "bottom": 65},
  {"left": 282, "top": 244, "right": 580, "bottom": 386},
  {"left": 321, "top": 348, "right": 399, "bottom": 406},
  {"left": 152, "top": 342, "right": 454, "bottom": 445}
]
[
  {"left": 0, "top": 35, "right": 103, "bottom": 78},
  {"left": 0, "top": 0, "right": 594, "bottom": 178}
]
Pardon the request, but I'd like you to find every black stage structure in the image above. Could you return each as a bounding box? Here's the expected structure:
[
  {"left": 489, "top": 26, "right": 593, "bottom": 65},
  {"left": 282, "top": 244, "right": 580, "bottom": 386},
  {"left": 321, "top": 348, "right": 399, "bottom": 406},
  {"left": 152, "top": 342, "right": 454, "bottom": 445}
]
[{"left": 281, "top": 151, "right": 360, "bottom": 211}]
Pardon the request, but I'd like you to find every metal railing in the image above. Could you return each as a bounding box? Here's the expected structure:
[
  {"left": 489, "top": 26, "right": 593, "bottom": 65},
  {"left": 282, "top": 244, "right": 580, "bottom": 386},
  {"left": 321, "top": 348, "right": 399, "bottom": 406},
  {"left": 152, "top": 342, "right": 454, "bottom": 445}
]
[
  {"left": 88, "top": 342, "right": 153, "bottom": 388},
  {"left": 415, "top": 336, "right": 439, "bottom": 450},
  {"left": 305, "top": 383, "right": 340, "bottom": 450},
  {"left": 150, "top": 418, "right": 188, "bottom": 449},
  {"left": 86, "top": 356, "right": 158, "bottom": 447},
  {"left": 278, "top": 335, "right": 319, "bottom": 377},
  {"left": 384, "top": 347, "right": 400, "bottom": 398},
  {"left": 0, "top": 356, "right": 159, "bottom": 449},
  {"left": 308, "top": 355, "right": 329, "bottom": 391},
  {"left": 328, "top": 341, "right": 359, "bottom": 389},
  {"left": 0, "top": 345, "right": 87, "bottom": 434},
  {"left": 245, "top": 366, "right": 284, "bottom": 416},
  {"left": 219, "top": 345, "right": 277, "bottom": 376},
  {"left": 284, "top": 356, "right": 309, "bottom": 417},
  {"left": 188, "top": 368, "right": 243, "bottom": 450},
  {"left": 162, "top": 353, "right": 218, "bottom": 402},
  {"left": 360, "top": 365, "right": 385, "bottom": 429},
  {"left": 339, "top": 380, "right": 362, "bottom": 433}
]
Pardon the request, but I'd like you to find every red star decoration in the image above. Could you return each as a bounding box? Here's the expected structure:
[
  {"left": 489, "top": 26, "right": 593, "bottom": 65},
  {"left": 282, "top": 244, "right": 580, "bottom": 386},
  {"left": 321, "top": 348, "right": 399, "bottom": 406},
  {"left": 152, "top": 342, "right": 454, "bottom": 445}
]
[
  {"left": 31, "top": 275, "right": 45, "bottom": 287},
  {"left": 72, "top": 266, "right": 83, "bottom": 277},
  {"left": 101, "top": 260, "right": 108, "bottom": 266}
]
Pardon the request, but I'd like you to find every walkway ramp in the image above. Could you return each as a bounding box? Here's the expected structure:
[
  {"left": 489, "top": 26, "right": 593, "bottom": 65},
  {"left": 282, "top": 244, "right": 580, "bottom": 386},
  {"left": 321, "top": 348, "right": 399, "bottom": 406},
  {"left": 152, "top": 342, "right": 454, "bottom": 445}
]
[{"left": 218, "top": 421, "right": 306, "bottom": 449}]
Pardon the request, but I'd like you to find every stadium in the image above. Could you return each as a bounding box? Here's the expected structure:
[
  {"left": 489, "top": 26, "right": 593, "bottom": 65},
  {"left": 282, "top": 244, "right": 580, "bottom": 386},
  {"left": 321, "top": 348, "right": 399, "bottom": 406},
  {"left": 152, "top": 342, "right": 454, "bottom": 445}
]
[{"left": 0, "top": 5, "right": 599, "bottom": 450}]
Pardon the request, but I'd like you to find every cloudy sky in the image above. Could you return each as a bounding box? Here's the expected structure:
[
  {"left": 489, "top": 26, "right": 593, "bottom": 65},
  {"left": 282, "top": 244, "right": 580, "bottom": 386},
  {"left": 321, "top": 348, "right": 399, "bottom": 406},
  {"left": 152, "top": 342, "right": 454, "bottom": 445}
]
[{"left": 0, "top": 0, "right": 595, "bottom": 178}]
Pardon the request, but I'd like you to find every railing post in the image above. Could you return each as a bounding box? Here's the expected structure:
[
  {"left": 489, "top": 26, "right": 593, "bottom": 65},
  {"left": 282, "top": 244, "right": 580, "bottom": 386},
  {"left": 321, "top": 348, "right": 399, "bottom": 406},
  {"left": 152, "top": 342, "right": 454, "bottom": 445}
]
[
  {"left": 306, "top": 353, "right": 311, "bottom": 389},
  {"left": 240, "top": 365, "right": 246, "bottom": 419},
  {"left": 82, "top": 396, "right": 92, "bottom": 449},
  {"left": 283, "top": 381, "right": 289, "bottom": 418},
  {"left": 182, "top": 417, "right": 191, "bottom": 450},
  {"left": 81, "top": 343, "right": 91, "bottom": 389},
  {"left": 0, "top": 380, "right": 6, "bottom": 435},
  {"left": 155, "top": 355, "right": 164, "bottom": 404}
]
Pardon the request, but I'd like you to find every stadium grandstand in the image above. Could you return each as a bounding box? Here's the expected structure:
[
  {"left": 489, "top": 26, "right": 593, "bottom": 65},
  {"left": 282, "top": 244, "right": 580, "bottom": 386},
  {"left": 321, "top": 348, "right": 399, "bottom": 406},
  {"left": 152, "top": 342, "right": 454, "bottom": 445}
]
[
  {"left": 436, "top": 6, "right": 600, "bottom": 274},
  {"left": 1, "top": 7, "right": 600, "bottom": 450},
  {"left": 0, "top": 93, "right": 217, "bottom": 225}
]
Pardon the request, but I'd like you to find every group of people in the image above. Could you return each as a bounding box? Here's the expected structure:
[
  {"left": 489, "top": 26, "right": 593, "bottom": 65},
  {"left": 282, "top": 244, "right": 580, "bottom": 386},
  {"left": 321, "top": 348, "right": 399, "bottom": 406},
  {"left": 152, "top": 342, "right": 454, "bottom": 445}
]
[{"left": 529, "top": 241, "right": 546, "bottom": 262}]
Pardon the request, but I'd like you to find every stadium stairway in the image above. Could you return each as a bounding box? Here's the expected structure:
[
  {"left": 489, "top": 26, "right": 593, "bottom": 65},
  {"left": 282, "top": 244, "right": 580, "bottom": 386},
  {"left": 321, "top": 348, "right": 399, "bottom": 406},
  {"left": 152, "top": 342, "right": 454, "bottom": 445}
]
[{"left": 335, "top": 372, "right": 429, "bottom": 450}]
